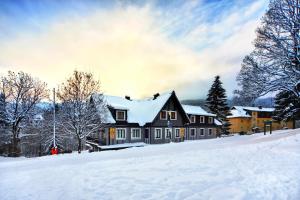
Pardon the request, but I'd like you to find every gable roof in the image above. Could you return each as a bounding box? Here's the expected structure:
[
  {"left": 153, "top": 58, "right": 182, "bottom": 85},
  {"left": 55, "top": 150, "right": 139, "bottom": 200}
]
[
  {"left": 182, "top": 105, "right": 216, "bottom": 117},
  {"left": 228, "top": 106, "right": 274, "bottom": 119},
  {"left": 93, "top": 91, "right": 188, "bottom": 126}
]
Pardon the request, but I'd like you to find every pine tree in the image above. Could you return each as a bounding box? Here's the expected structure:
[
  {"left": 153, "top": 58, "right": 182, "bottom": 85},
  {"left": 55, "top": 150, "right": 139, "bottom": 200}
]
[
  {"left": 0, "top": 92, "right": 6, "bottom": 124},
  {"left": 206, "top": 76, "right": 231, "bottom": 135},
  {"left": 273, "top": 90, "right": 300, "bottom": 128}
]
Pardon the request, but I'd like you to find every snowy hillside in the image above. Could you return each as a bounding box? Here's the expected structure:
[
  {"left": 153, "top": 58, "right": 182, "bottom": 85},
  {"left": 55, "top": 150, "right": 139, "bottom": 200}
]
[{"left": 1, "top": 129, "right": 300, "bottom": 200}]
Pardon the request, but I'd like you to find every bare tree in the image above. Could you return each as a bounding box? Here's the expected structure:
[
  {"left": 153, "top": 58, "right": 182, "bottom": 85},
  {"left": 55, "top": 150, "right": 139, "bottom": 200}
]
[
  {"left": 0, "top": 71, "right": 48, "bottom": 156},
  {"left": 236, "top": 0, "right": 300, "bottom": 118},
  {"left": 57, "top": 70, "right": 105, "bottom": 153}
]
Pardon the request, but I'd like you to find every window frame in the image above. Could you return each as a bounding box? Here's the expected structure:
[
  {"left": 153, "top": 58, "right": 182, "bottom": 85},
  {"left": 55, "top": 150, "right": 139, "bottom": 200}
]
[
  {"left": 190, "top": 115, "right": 196, "bottom": 123},
  {"left": 208, "top": 128, "right": 213, "bottom": 136},
  {"left": 208, "top": 117, "right": 213, "bottom": 124},
  {"left": 154, "top": 128, "right": 162, "bottom": 139},
  {"left": 200, "top": 128, "right": 205, "bottom": 136},
  {"left": 165, "top": 128, "right": 172, "bottom": 139},
  {"left": 116, "top": 110, "right": 126, "bottom": 121},
  {"left": 175, "top": 128, "right": 180, "bottom": 138},
  {"left": 131, "top": 128, "right": 141, "bottom": 139},
  {"left": 160, "top": 110, "right": 167, "bottom": 120},
  {"left": 169, "top": 111, "right": 177, "bottom": 120},
  {"left": 116, "top": 128, "right": 126, "bottom": 140},
  {"left": 200, "top": 116, "right": 205, "bottom": 123},
  {"left": 190, "top": 128, "right": 196, "bottom": 137}
]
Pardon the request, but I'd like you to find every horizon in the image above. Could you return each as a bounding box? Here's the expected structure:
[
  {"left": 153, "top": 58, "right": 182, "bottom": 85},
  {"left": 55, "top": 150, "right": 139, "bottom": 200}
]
[{"left": 0, "top": 0, "right": 268, "bottom": 99}]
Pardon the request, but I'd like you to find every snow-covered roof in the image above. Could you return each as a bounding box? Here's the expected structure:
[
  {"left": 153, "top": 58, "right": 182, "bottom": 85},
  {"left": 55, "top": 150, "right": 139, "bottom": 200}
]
[
  {"left": 93, "top": 91, "right": 174, "bottom": 126},
  {"left": 233, "top": 106, "right": 274, "bottom": 112},
  {"left": 214, "top": 119, "right": 222, "bottom": 126},
  {"left": 182, "top": 105, "right": 216, "bottom": 117},
  {"left": 228, "top": 106, "right": 274, "bottom": 119}
]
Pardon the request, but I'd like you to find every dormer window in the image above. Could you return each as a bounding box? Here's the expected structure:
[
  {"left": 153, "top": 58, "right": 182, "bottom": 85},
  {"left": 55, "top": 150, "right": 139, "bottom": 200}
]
[
  {"left": 116, "top": 110, "right": 126, "bottom": 121},
  {"left": 190, "top": 115, "right": 196, "bottom": 123},
  {"left": 169, "top": 111, "right": 177, "bottom": 120},
  {"left": 160, "top": 110, "right": 167, "bottom": 120}
]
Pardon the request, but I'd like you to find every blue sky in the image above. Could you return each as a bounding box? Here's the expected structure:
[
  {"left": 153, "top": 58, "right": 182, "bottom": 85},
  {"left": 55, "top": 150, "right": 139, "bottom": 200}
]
[{"left": 0, "top": 0, "right": 268, "bottom": 99}]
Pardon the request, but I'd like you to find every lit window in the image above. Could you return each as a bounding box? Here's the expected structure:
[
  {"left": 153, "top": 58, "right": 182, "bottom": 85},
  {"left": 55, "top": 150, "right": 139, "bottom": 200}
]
[
  {"left": 169, "top": 111, "right": 177, "bottom": 120},
  {"left": 116, "top": 128, "right": 126, "bottom": 140},
  {"left": 116, "top": 111, "right": 126, "bottom": 121},
  {"left": 160, "top": 111, "right": 167, "bottom": 120},
  {"left": 131, "top": 128, "right": 141, "bottom": 139},
  {"left": 190, "top": 115, "right": 196, "bottom": 123},
  {"left": 155, "top": 128, "right": 162, "bottom": 139}
]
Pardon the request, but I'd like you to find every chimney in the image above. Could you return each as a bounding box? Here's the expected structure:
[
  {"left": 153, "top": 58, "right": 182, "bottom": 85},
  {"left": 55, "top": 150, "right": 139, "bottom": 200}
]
[
  {"left": 258, "top": 106, "right": 262, "bottom": 109},
  {"left": 153, "top": 93, "right": 160, "bottom": 100},
  {"left": 125, "top": 96, "right": 131, "bottom": 100}
]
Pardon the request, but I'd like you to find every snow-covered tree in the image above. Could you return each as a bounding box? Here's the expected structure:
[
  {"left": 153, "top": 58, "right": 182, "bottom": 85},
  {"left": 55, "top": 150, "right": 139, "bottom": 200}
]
[
  {"left": 236, "top": 0, "right": 300, "bottom": 119},
  {"left": 57, "top": 70, "right": 105, "bottom": 153},
  {"left": 0, "top": 71, "right": 48, "bottom": 157},
  {"left": 206, "top": 76, "right": 231, "bottom": 134}
]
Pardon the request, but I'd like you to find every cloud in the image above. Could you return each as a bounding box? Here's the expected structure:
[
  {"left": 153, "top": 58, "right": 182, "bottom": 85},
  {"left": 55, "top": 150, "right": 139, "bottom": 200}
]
[{"left": 0, "top": 0, "right": 267, "bottom": 99}]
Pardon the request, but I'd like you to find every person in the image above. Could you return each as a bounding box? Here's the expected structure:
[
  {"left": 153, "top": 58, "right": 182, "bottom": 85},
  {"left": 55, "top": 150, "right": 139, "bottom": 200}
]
[{"left": 51, "top": 146, "right": 58, "bottom": 155}]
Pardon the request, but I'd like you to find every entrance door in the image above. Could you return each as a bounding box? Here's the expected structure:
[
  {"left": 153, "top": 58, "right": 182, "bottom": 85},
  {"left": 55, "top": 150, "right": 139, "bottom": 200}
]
[{"left": 145, "top": 128, "right": 150, "bottom": 144}]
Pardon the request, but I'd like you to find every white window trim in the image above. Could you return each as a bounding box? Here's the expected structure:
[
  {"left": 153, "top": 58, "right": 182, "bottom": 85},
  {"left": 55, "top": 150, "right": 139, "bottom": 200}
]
[
  {"left": 200, "top": 116, "right": 205, "bottom": 124},
  {"left": 116, "top": 128, "right": 126, "bottom": 140},
  {"left": 175, "top": 128, "right": 180, "bottom": 138},
  {"left": 190, "top": 128, "right": 196, "bottom": 137},
  {"left": 200, "top": 128, "right": 205, "bottom": 136},
  {"left": 208, "top": 117, "right": 213, "bottom": 124},
  {"left": 169, "top": 111, "right": 177, "bottom": 120},
  {"left": 190, "top": 115, "right": 196, "bottom": 123},
  {"left": 154, "top": 128, "right": 162, "bottom": 139},
  {"left": 208, "top": 128, "right": 213, "bottom": 136},
  {"left": 116, "top": 110, "right": 126, "bottom": 121},
  {"left": 131, "top": 128, "right": 141, "bottom": 139},
  {"left": 160, "top": 110, "right": 167, "bottom": 120},
  {"left": 165, "top": 128, "right": 172, "bottom": 139}
]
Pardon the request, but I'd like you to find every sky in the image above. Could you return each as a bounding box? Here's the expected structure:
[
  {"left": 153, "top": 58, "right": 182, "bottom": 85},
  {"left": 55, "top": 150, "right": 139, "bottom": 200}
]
[{"left": 0, "top": 0, "right": 268, "bottom": 100}]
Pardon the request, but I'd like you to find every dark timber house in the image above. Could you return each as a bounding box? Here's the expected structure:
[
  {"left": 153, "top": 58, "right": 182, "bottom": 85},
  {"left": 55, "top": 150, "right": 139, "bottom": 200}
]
[{"left": 92, "top": 91, "right": 218, "bottom": 146}]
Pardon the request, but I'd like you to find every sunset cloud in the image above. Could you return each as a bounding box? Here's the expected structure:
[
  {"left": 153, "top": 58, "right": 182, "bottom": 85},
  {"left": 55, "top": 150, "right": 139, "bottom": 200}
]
[{"left": 0, "top": 0, "right": 268, "bottom": 99}]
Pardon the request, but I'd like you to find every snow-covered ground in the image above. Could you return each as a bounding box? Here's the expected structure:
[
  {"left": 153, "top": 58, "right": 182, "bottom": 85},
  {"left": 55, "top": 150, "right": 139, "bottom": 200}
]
[{"left": 1, "top": 129, "right": 300, "bottom": 200}]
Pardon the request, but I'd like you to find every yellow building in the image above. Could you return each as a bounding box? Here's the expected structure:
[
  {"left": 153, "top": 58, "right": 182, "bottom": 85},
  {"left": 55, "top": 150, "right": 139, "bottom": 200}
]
[{"left": 228, "top": 106, "right": 294, "bottom": 134}]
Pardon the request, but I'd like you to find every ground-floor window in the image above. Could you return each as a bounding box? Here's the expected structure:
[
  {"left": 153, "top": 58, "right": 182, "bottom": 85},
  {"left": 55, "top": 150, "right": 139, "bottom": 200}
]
[
  {"left": 175, "top": 128, "right": 180, "bottom": 138},
  {"left": 165, "top": 128, "right": 172, "bottom": 139},
  {"left": 155, "top": 128, "right": 162, "bottom": 139},
  {"left": 200, "top": 128, "right": 205, "bottom": 136},
  {"left": 190, "top": 128, "right": 196, "bottom": 137},
  {"left": 208, "top": 128, "right": 213, "bottom": 136},
  {"left": 116, "top": 128, "right": 126, "bottom": 140},
  {"left": 131, "top": 128, "right": 141, "bottom": 139}
]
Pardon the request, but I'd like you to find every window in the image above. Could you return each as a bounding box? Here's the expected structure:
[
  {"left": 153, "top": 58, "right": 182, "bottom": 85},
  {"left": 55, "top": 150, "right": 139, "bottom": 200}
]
[
  {"left": 200, "top": 128, "right": 205, "bottom": 136},
  {"left": 208, "top": 117, "right": 213, "bottom": 124},
  {"left": 190, "top": 128, "right": 196, "bottom": 137},
  {"left": 169, "top": 111, "right": 177, "bottom": 120},
  {"left": 131, "top": 128, "right": 141, "bottom": 139},
  {"left": 200, "top": 116, "right": 205, "bottom": 123},
  {"left": 175, "top": 128, "right": 180, "bottom": 138},
  {"left": 165, "top": 128, "right": 172, "bottom": 139},
  {"left": 160, "top": 111, "right": 167, "bottom": 120},
  {"left": 190, "top": 115, "right": 196, "bottom": 123},
  {"left": 208, "top": 128, "right": 213, "bottom": 136},
  {"left": 116, "top": 110, "right": 126, "bottom": 121},
  {"left": 116, "top": 128, "right": 126, "bottom": 140},
  {"left": 155, "top": 128, "right": 162, "bottom": 139}
]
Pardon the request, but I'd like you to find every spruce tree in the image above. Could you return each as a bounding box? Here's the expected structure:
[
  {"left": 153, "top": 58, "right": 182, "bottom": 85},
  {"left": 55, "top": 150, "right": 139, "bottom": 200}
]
[
  {"left": 0, "top": 92, "right": 7, "bottom": 124},
  {"left": 206, "top": 76, "right": 231, "bottom": 135}
]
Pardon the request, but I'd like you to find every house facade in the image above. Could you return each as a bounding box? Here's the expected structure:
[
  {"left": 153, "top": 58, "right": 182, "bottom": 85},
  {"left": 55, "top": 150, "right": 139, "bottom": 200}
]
[
  {"left": 92, "top": 91, "right": 218, "bottom": 145},
  {"left": 228, "top": 106, "right": 294, "bottom": 134}
]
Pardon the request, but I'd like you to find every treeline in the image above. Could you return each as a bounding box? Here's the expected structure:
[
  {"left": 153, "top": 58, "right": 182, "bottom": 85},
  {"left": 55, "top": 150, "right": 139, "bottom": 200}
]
[{"left": 0, "top": 70, "right": 106, "bottom": 157}]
